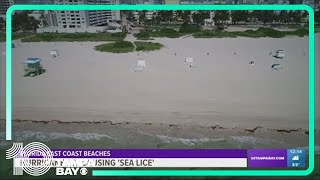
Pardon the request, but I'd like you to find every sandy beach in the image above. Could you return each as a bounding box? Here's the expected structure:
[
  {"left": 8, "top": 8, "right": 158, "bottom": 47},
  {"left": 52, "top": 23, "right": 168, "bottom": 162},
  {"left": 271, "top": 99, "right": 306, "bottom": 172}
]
[{"left": 0, "top": 34, "right": 319, "bottom": 148}]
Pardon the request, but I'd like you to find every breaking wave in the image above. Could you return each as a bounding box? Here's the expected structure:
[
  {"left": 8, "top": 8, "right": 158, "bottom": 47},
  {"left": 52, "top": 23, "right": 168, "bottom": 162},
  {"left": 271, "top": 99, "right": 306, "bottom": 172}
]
[
  {"left": 0, "top": 131, "right": 116, "bottom": 147},
  {"left": 156, "top": 135, "right": 226, "bottom": 146}
]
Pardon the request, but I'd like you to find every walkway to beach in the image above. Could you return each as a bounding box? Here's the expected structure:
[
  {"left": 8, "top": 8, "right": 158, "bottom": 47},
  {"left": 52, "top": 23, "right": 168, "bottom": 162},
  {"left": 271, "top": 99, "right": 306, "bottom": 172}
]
[{"left": 124, "top": 33, "right": 137, "bottom": 51}]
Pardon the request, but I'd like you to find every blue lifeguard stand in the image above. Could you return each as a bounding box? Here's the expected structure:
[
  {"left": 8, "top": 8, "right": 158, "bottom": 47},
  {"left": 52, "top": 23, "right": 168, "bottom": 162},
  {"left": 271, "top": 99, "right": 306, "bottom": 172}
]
[{"left": 23, "top": 58, "right": 46, "bottom": 77}]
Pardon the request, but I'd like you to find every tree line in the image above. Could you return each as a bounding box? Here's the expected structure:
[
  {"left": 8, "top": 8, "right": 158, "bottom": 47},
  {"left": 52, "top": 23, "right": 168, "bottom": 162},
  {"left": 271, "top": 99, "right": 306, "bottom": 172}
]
[
  {"left": 126, "top": 10, "right": 319, "bottom": 27},
  {"left": 0, "top": 11, "right": 41, "bottom": 32}
]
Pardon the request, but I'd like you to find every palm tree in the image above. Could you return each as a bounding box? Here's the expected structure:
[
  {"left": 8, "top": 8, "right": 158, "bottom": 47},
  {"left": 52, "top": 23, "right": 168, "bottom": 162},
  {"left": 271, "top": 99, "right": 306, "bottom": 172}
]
[
  {"left": 139, "top": 10, "right": 146, "bottom": 25},
  {"left": 0, "top": 17, "right": 5, "bottom": 30},
  {"left": 316, "top": 10, "right": 320, "bottom": 24},
  {"left": 192, "top": 11, "right": 210, "bottom": 28},
  {"left": 213, "top": 11, "right": 229, "bottom": 26},
  {"left": 39, "top": 12, "right": 48, "bottom": 27},
  {"left": 182, "top": 10, "right": 191, "bottom": 23}
]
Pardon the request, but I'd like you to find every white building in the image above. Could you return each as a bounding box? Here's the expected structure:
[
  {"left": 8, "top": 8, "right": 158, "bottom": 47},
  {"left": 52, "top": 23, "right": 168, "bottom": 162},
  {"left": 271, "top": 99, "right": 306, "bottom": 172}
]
[
  {"left": 145, "top": 11, "right": 155, "bottom": 20},
  {"left": 132, "top": 10, "right": 156, "bottom": 21},
  {"left": 38, "top": 0, "right": 121, "bottom": 33},
  {"left": 133, "top": 11, "right": 140, "bottom": 20},
  {"left": 162, "top": 0, "right": 180, "bottom": 4},
  {"left": 28, "top": 10, "right": 58, "bottom": 28}
]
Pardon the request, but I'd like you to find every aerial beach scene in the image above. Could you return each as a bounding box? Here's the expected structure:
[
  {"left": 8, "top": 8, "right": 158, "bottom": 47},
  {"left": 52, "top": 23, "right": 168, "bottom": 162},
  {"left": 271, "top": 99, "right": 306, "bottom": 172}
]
[
  {"left": 0, "top": 5, "right": 320, "bottom": 154},
  {"left": 1, "top": 32, "right": 319, "bottom": 149}
]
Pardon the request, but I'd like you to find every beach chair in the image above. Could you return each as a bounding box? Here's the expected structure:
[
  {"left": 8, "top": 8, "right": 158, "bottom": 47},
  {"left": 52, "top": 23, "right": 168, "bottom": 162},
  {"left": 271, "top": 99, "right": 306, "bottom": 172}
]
[
  {"left": 275, "top": 50, "right": 285, "bottom": 59},
  {"left": 50, "top": 50, "right": 60, "bottom": 58},
  {"left": 134, "top": 60, "right": 146, "bottom": 72}
]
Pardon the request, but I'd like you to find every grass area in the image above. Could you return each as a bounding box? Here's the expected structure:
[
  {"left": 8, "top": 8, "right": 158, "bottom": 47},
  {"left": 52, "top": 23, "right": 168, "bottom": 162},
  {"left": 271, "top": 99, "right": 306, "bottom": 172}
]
[
  {"left": 193, "top": 28, "right": 309, "bottom": 38},
  {"left": 178, "top": 23, "right": 200, "bottom": 33},
  {"left": 134, "top": 28, "right": 189, "bottom": 39},
  {"left": 95, "top": 41, "right": 134, "bottom": 53},
  {"left": 136, "top": 37, "right": 155, "bottom": 40},
  {"left": 133, "top": 31, "right": 153, "bottom": 40},
  {"left": 0, "top": 32, "right": 35, "bottom": 42},
  {"left": 21, "top": 32, "right": 126, "bottom": 42},
  {"left": 152, "top": 23, "right": 182, "bottom": 29},
  {"left": 134, "top": 41, "right": 163, "bottom": 51},
  {"left": 150, "top": 28, "right": 185, "bottom": 38}
]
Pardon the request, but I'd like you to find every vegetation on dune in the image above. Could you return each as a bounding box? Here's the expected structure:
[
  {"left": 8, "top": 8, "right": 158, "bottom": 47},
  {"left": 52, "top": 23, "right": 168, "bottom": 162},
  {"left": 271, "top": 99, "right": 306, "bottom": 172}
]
[
  {"left": 21, "top": 32, "right": 126, "bottom": 42},
  {"left": 0, "top": 32, "right": 35, "bottom": 42},
  {"left": 134, "top": 32, "right": 153, "bottom": 40},
  {"left": 151, "top": 28, "right": 181, "bottom": 38},
  {"left": 193, "top": 30, "right": 237, "bottom": 38},
  {"left": 193, "top": 28, "right": 309, "bottom": 38},
  {"left": 134, "top": 41, "right": 163, "bottom": 51},
  {"left": 178, "top": 23, "right": 199, "bottom": 33},
  {"left": 95, "top": 41, "right": 134, "bottom": 53},
  {"left": 134, "top": 28, "right": 189, "bottom": 39}
]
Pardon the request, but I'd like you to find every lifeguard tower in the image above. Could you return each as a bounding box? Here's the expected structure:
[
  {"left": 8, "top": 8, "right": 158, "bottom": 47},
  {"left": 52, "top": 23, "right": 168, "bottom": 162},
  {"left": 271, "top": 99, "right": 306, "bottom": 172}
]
[{"left": 23, "top": 58, "right": 46, "bottom": 77}]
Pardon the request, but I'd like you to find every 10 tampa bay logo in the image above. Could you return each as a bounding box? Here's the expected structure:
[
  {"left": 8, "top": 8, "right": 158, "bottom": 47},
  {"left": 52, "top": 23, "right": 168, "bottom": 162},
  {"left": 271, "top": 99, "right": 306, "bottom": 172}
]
[
  {"left": 6, "top": 142, "right": 88, "bottom": 176},
  {"left": 6, "top": 142, "right": 53, "bottom": 176}
]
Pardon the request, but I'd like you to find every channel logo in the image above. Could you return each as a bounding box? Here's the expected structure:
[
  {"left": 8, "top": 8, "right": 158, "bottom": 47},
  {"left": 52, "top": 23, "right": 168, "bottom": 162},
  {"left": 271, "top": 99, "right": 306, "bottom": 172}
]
[
  {"left": 56, "top": 167, "right": 88, "bottom": 176},
  {"left": 6, "top": 142, "right": 53, "bottom": 176}
]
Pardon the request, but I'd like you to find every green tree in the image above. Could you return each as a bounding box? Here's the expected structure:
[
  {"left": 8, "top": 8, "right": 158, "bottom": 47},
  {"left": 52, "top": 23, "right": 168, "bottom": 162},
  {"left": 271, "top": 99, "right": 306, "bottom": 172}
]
[
  {"left": 0, "top": 17, "right": 5, "bottom": 30},
  {"left": 157, "top": 11, "right": 173, "bottom": 23},
  {"left": 155, "top": 14, "right": 161, "bottom": 25},
  {"left": 257, "top": 11, "right": 276, "bottom": 24},
  {"left": 192, "top": 11, "right": 210, "bottom": 28},
  {"left": 182, "top": 10, "right": 191, "bottom": 23},
  {"left": 139, "top": 10, "right": 146, "bottom": 25},
  {"left": 249, "top": 10, "right": 260, "bottom": 22},
  {"left": 39, "top": 12, "right": 48, "bottom": 27},
  {"left": 176, "top": 10, "right": 183, "bottom": 22},
  {"left": 127, "top": 11, "right": 134, "bottom": 22},
  {"left": 231, "top": 10, "right": 249, "bottom": 24},
  {"left": 288, "top": 11, "right": 302, "bottom": 23},
  {"left": 278, "top": 11, "right": 290, "bottom": 23},
  {"left": 213, "top": 11, "right": 230, "bottom": 25},
  {"left": 176, "top": 10, "right": 191, "bottom": 23},
  {"left": 12, "top": 11, "right": 39, "bottom": 32},
  {"left": 316, "top": 10, "right": 320, "bottom": 23}
]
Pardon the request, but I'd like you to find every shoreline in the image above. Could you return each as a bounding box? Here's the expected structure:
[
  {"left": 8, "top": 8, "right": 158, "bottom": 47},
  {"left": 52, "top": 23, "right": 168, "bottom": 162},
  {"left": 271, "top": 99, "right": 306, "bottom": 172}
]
[{"left": 1, "top": 119, "right": 319, "bottom": 149}]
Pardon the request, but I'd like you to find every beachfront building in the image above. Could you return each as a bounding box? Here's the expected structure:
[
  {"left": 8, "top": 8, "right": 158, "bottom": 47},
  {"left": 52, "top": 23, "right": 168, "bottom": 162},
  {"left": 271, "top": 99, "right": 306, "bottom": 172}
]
[
  {"left": 133, "top": 10, "right": 156, "bottom": 20},
  {"left": 145, "top": 11, "right": 156, "bottom": 19},
  {"left": 121, "top": 0, "right": 160, "bottom": 3},
  {"left": 37, "top": 0, "right": 121, "bottom": 33},
  {"left": 309, "top": 0, "right": 320, "bottom": 11},
  {"left": 0, "top": 0, "right": 14, "bottom": 15},
  {"left": 180, "top": 0, "right": 293, "bottom": 4},
  {"left": 162, "top": 0, "right": 180, "bottom": 4},
  {"left": 27, "top": 10, "right": 58, "bottom": 28},
  {"left": 14, "top": 0, "right": 54, "bottom": 4},
  {"left": 180, "top": 0, "right": 225, "bottom": 4}
]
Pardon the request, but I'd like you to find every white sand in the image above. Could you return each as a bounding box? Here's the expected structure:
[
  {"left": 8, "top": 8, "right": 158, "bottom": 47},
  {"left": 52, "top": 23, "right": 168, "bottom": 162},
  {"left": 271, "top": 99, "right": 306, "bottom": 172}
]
[{"left": 1, "top": 35, "right": 319, "bottom": 130}]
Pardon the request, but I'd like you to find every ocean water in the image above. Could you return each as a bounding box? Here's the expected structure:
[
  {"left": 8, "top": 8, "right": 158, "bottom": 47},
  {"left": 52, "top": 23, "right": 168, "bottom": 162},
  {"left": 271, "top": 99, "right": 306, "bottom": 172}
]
[{"left": 1, "top": 130, "right": 314, "bottom": 151}]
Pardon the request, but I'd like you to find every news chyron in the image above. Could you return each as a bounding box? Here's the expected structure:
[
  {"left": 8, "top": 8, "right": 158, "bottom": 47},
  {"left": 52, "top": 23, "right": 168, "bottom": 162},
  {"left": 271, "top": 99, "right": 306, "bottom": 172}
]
[{"left": 5, "top": 143, "right": 307, "bottom": 176}]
